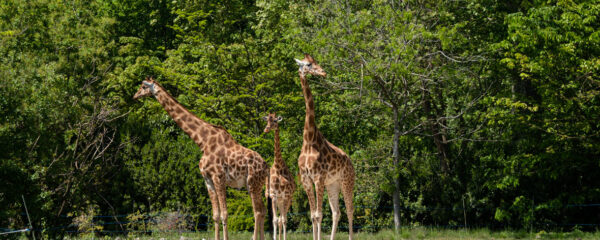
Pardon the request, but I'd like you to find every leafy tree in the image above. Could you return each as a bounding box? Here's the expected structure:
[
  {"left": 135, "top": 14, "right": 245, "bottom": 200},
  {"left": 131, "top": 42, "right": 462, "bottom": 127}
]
[
  {"left": 2, "top": 0, "right": 600, "bottom": 237},
  {"left": 486, "top": 0, "right": 600, "bottom": 227}
]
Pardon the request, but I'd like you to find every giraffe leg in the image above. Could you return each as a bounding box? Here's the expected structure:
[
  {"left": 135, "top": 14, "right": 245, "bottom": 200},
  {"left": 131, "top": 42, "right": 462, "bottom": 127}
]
[
  {"left": 300, "top": 174, "right": 317, "bottom": 240},
  {"left": 259, "top": 199, "right": 265, "bottom": 240},
  {"left": 213, "top": 178, "right": 228, "bottom": 240},
  {"left": 277, "top": 200, "right": 285, "bottom": 240},
  {"left": 207, "top": 183, "right": 221, "bottom": 240},
  {"left": 250, "top": 186, "right": 266, "bottom": 240},
  {"left": 314, "top": 178, "right": 326, "bottom": 240},
  {"left": 326, "top": 183, "right": 341, "bottom": 240},
  {"left": 278, "top": 215, "right": 283, "bottom": 240},
  {"left": 281, "top": 197, "right": 292, "bottom": 240},
  {"left": 271, "top": 197, "right": 278, "bottom": 240},
  {"left": 341, "top": 175, "right": 355, "bottom": 240},
  {"left": 248, "top": 173, "right": 266, "bottom": 240}
]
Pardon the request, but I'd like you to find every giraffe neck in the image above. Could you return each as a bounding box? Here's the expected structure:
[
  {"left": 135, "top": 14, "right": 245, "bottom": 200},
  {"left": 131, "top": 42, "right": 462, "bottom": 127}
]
[
  {"left": 153, "top": 86, "right": 212, "bottom": 149},
  {"left": 273, "top": 128, "right": 284, "bottom": 166},
  {"left": 300, "top": 73, "right": 318, "bottom": 140}
]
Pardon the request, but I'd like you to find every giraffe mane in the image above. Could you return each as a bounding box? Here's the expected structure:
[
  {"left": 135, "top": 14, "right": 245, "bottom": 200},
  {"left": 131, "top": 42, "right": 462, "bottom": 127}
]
[{"left": 152, "top": 80, "right": 234, "bottom": 138}]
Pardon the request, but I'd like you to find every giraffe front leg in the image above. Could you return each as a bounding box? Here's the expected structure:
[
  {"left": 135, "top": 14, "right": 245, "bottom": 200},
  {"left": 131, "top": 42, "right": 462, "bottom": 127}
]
[
  {"left": 277, "top": 201, "right": 284, "bottom": 240},
  {"left": 278, "top": 215, "right": 283, "bottom": 240},
  {"left": 282, "top": 215, "right": 287, "bottom": 240},
  {"left": 300, "top": 174, "right": 317, "bottom": 240},
  {"left": 213, "top": 177, "right": 228, "bottom": 240},
  {"left": 314, "top": 178, "right": 326, "bottom": 240},
  {"left": 271, "top": 197, "right": 278, "bottom": 240},
  {"left": 207, "top": 183, "right": 221, "bottom": 240}
]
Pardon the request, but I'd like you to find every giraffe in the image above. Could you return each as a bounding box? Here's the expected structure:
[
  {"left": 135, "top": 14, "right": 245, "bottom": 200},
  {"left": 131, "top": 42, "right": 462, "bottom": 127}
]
[
  {"left": 294, "top": 54, "right": 355, "bottom": 240},
  {"left": 133, "top": 77, "right": 268, "bottom": 240},
  {"left": 262, "top": 113, "right": 296, "bottom": 240}
]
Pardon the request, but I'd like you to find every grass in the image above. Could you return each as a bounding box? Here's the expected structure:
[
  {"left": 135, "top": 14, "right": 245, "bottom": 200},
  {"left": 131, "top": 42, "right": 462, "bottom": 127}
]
[{"left": 54, "top": 228, "right": 600, "bottom": 240}]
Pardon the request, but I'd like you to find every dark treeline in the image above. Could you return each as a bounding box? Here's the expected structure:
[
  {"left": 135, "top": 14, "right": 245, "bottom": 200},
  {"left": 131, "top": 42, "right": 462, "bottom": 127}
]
[{"left": 1, "top": 0, "right": 599, "bottom": 238}]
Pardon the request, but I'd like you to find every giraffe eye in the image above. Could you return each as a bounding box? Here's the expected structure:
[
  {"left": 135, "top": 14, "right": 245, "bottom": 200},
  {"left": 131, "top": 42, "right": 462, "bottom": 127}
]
[{"left": 307, "top": 63, "right": 312, "bottom": 67}]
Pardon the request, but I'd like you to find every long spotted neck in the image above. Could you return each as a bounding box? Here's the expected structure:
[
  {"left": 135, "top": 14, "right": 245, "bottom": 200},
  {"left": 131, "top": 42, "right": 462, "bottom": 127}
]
[
  {"left": 300, "top": 73, "right": 318, "bottom": 140},
  {"left": 152, "top": 85, "right": 212, "bottom": 149},
  {"left": 273, "top": 127, "right": 284, "bottom": 166}
]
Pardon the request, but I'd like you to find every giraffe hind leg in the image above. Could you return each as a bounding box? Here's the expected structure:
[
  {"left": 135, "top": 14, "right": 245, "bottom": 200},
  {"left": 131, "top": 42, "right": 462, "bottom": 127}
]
[
  {"left": 342, "top": 176, "right": 355, "bottom": 240},
  {"left": 277, "top": 199, "right": 286, "bottom": 240},
  {"left": 281, "top": 197, "right": 292, "bottom": 240},
  {"left": 326, "top": 182, "right": 341, "bottom": 240},
  {"left": 249, "top": 176, "right": 266, "bottom": 240}
]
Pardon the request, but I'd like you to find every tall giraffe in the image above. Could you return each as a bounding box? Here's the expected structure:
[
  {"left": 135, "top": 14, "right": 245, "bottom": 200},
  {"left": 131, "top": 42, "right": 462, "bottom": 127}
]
[
  {"left": 262, "top": 113, "right": 295, "bottom": 240},
  {"left": 133, "top": 77, "right": 268, "bottom": 240},
  {"left": 294, "top": 54, "right": 355, "bottom": 240}
]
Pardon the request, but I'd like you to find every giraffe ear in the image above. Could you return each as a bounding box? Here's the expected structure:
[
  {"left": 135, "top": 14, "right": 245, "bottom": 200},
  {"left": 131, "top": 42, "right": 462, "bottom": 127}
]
[
  {"left": 262, "top": 116, "right": 268, "bottom": 121},
  {"left": 294, "top": 58, "right": 304, "bottom": 66},
  {"left": 142, "top": 81, "right": 153, "bottom": 87},
  {"left": 276, "top": 116, "right": 283, "bottom": 122}
]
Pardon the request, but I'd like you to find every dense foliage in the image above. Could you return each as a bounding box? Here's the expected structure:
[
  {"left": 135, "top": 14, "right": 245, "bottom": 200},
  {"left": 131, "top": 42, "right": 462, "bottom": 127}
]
[{"left": 1, "top": 0, "right": 599, "bottom": 238}]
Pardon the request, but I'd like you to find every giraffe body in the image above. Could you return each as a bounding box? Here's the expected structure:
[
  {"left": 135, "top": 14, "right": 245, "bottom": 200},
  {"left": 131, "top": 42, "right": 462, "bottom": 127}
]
[
  {"left": 263, "top": 113, "right": 295, "bottom": 240},
  {"left": 294, "top": 54, "right": 355, "bottom": 240},
  {"left": 299, "top": 137, "right": 354, "bottom": 187},
  {"left": 133, "top": 78, "right": 267, "bottom": 240}
]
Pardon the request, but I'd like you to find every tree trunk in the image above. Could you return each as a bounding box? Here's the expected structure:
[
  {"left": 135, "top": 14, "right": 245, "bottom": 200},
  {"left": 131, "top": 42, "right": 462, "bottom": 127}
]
[
  {"left": 421, "top": 80, "right": 449, "bottom": 172},
  {"left": 431, "top": 122, "right": 449, "bottom": 172},
  {"left": 392, "top": 105, "right": 402, "bottom": 231}
]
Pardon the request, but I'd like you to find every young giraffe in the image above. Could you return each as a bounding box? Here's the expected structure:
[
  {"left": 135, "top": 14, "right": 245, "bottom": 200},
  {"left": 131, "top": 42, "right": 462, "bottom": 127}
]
[
  {"left": 294, "top": 54, "right": 355, "bottom": 240},
  {"left": 262, "top": 113, "right": 295, "bottom": 240},
  {"left": 133, "top": 77, "right": 268, "bottom": 240}
]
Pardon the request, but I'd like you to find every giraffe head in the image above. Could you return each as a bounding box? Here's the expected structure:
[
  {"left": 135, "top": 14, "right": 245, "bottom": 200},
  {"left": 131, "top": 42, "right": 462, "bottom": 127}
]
[
  {"left": 133, "top": 77, "right": 160, "bottom": 100},
  {"left": 262, "top": 113, "right": 283, "bottom": 133},
  {"left": 295, "top": 53, "right": 327, "bottom": 77}
]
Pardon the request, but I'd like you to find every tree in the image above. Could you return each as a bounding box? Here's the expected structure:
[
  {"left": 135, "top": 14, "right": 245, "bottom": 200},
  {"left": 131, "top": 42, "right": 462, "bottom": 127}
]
[
  {"left": 281, "top": 0, "right": 498, "bottom": 230},
  {"left": 487, "top": 0, "right": 600, "bottom": 227}
]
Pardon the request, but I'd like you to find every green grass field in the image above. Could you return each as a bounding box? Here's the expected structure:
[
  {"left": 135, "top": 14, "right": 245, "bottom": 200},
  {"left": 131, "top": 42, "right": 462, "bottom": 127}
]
[{"left": 56, "top": 228, "right": 600, "bottom": 240}]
